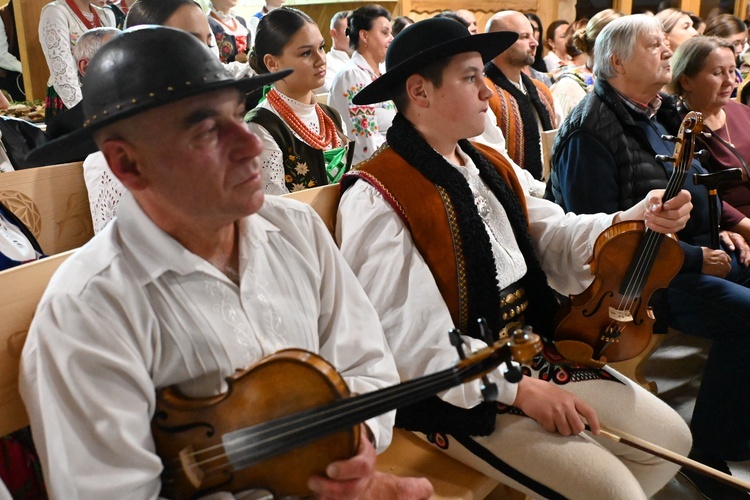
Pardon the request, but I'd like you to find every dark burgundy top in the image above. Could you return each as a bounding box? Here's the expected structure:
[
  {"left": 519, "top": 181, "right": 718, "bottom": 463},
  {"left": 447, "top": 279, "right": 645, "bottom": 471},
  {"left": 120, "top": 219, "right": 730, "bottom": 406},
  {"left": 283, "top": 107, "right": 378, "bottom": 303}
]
[{"left": 700, "top": 99, "right": 750, "bottom": 218}]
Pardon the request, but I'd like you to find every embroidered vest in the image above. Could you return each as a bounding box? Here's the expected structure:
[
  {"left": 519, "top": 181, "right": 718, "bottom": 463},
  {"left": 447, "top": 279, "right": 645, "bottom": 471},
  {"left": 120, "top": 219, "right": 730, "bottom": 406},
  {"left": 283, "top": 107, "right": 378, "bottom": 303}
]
[
  {"left": 341, "top": 142, "right": 555, "bottom": 436},
  {"left": 247, "top": 105, "right": 353, "bottom": 192},
  {"left": 342, "top": 143, "right": 528, "bottom": 333},
  {"left": 486, "top": 76, "right": 555, "bottom": 179}
]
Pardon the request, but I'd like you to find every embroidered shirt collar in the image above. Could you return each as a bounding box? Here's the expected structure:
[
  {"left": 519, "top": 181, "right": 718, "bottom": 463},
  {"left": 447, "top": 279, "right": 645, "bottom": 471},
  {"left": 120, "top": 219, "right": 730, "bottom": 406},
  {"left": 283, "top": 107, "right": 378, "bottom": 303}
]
[
  {"left": 351, "top": 51, "right": 378, "bottom": 80},
  {"left": 116, "top": 192, "right": 278, "bottom": 283},
  {"left": 210, "top": 7, "right": 235, "bottom": 21}
]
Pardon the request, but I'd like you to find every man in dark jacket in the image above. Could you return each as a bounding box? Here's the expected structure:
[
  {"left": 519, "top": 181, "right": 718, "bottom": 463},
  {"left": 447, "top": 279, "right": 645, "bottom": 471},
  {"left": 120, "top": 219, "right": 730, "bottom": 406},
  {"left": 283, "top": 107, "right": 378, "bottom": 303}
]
[{"left": 551, "top": 14, "right": 750, "bottom": 499}]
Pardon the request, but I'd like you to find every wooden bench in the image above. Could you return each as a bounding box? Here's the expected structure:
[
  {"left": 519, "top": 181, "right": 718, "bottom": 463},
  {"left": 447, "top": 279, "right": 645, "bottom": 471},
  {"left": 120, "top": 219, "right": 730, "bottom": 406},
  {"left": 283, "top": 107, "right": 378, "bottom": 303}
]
[
  {"left": 0, "top": 250, "right": 74, "bottom": 438},
  {"left": 0, "top": 162, "right": 93, "bottom": 255},
  {"left": 0, "top": 188, "right": 514, "bottom": 500}
]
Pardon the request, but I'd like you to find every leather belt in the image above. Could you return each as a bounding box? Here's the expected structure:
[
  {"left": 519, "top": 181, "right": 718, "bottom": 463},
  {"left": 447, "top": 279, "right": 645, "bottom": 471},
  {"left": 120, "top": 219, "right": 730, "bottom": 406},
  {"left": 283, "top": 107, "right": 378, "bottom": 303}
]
[{"left": 497, "top": 281, "right": 528, "bottom": 339}]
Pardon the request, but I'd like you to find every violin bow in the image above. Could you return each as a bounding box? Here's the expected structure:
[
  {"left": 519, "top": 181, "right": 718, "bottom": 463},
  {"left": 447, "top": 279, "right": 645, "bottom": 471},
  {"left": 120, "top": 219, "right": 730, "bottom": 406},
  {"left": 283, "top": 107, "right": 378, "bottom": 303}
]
[{"left": 585, "top": 424, "right": 750, "bottom": 492}]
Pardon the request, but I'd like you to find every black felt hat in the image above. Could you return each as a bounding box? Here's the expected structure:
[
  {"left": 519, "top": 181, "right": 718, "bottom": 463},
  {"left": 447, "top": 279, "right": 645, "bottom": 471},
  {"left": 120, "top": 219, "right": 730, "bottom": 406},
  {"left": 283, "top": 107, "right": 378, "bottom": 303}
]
[
  {"left": 28, "top": 25, "right": 292, "bottom": 165},
  {"left": 352, "top": 18, "right": 518, "bottom": 105}
]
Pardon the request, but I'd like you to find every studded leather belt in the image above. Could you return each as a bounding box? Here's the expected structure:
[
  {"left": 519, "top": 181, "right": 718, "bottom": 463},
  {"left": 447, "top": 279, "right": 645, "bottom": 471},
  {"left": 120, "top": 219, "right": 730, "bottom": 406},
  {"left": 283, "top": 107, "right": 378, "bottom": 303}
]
[{"left": 497, "top": 281, "right": 528, "bottom": 339}]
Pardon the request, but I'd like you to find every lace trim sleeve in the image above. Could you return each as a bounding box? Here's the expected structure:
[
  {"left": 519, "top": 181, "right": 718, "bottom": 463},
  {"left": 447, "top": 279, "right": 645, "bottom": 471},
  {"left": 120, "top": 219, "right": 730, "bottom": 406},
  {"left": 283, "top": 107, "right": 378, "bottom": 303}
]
[
  {"left": 39, "top": 5, "right": 82, "bottom": 108},
  {"left": 247, "top": 121, "right": 288, "bottom": 195}
]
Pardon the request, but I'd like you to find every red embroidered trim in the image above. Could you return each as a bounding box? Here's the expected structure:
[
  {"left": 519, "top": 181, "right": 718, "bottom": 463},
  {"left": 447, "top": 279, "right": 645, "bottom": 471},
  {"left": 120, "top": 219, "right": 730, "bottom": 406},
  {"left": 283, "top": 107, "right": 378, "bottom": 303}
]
[{"left": 65, "top": 0, "right": 101, "bottom": 29}]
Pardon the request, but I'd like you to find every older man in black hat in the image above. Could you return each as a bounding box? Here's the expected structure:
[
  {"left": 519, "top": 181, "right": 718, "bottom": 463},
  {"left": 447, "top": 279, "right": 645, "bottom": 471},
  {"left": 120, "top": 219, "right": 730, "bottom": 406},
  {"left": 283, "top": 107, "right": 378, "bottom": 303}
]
[
  {"left": 336, "top": 17, "right": 694, "bottom": 499},
  {"left": 18, "top": 26, "right": 432, "bottom": 500}
]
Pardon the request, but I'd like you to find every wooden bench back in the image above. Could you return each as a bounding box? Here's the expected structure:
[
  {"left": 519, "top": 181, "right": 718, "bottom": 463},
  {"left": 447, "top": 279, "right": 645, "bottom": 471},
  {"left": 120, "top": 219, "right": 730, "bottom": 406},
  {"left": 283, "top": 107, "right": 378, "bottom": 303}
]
[
  {"left": 0, "top": 163, "right": 93, "bottom": 255},
  {"left": 281, "top": 185, "right": 340, "bottom": 235},
  {"left": 0, "top": 250, "right": 74, "bottom": 437}
]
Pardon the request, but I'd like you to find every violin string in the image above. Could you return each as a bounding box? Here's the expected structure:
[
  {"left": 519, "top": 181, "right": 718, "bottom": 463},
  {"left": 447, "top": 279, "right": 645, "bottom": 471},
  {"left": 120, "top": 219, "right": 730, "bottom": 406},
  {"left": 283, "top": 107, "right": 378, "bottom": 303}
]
[
  {"left": 606, "top": 127, "right": 695, "bottom": 338},
  {"left": 615, "top": 149, "right": 690, "bottom": 314},
  {"left": 189, "top": 369, "right": 462, "bottom": 469},
  {"left": 182, "top": 363, "right": 480, "bottom": 471}
]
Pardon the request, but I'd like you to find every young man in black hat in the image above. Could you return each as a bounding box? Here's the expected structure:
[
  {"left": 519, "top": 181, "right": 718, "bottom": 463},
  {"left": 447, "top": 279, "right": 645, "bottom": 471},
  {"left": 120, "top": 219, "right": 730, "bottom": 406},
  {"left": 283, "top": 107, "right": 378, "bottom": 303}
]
[
  {"left": 19, "top": 26, "right": 432, "bottom": 500},
  {"left": 337, "top": 17, "right": 694, "bottom": 498}
]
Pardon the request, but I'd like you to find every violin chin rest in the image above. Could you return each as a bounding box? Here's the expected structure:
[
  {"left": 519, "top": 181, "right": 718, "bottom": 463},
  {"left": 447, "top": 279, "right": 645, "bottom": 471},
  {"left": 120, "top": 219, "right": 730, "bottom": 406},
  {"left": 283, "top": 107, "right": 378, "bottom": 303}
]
[{"left": 555, "top": 340, "right": 607, "bottom": 369}]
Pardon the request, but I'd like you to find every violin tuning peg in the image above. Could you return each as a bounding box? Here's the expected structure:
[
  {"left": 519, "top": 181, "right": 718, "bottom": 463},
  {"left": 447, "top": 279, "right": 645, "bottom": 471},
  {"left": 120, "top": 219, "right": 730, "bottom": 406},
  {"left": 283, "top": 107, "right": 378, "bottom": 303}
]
[
  {"left": 694, "top": 150, "right": 710, "bottom": 162},
  {"left": 503, "top": 365, "right": 523, "bottom": 384},
  {"left": 480, "top": 378, "right": 498, "bottom": 401},
  {"left": 449, "top": 328, "right": 467, "bottom": 360},
  {"left": 661, "top": 134, "right": 678, "bottom": 143},
  {"left": 477, "top": 318, "right": 494, "bottom": 345},
  {"left": 654, "top": 154, "right": 675, "bottom": 163}
]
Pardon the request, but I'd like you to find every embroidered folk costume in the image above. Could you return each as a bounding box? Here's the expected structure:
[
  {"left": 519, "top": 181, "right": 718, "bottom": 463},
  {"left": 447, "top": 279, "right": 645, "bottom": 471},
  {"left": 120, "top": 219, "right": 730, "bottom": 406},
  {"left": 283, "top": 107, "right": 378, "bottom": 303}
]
[
  {"left": 39, "top": 0, "right": 115, "bottom": 122},
  {"left": 329, "top": 51, "right": 396, "bottom": 165},
  {"left": 337, "top": 18, "right": 692, "bottom": 499},
  {"left": 208, "top": 7, "right": 250, "bottom": 64},
  {"left": 247, "top": 88, "right": 351, "bottom": 194},
  {"left": 484, "top": 62, "right": 556, "bottom": 180}
]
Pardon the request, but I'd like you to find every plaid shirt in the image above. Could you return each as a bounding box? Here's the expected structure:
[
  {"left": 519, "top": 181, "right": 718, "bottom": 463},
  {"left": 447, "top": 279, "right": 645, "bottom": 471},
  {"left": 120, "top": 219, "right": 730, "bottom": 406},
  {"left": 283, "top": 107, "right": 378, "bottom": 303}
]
[{"left": 614, "top": 88, "right": 662, "bottom": 119}]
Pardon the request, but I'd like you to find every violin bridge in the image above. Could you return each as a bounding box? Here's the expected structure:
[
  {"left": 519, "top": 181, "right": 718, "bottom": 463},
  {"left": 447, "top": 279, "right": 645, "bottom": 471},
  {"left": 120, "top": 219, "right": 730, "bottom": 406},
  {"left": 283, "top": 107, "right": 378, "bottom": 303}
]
[
  {"left": 179, "top": 445, "right": 205, "bottom": 488},
  {"left": 608, "top": 307, "right": 633, "bottom": 323}
]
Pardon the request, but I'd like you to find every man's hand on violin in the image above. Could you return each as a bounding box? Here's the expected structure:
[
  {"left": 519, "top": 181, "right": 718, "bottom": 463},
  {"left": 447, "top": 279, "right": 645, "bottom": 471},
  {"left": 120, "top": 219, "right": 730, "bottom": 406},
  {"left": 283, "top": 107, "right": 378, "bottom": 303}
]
[
  {"left": 513, "top": 376, "right": 600, "bottom": 437},
  {"left": 307, "top": 426, "right": 434, "bottom": 500},
  {"left": 702, "top": 246, "right": 732, "bottom": 278},
  {"left": 616, "top": 189, "right": 692, "bottom": 233}
]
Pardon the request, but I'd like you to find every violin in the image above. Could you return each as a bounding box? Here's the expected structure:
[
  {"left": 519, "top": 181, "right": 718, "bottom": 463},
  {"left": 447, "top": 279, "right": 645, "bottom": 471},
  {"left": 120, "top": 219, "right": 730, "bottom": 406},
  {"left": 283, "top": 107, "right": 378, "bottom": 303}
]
[
  {"left": 555, "top": 112, "right": 703, "bottom": 367},
  {"left": 152, "top": 325, "right": 542, "bottom": 499}
]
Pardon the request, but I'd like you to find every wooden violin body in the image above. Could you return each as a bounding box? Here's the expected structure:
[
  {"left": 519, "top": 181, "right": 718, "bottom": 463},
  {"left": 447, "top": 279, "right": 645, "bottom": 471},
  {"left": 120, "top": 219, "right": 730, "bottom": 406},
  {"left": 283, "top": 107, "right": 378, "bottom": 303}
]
[
  {"left": 153, "top": 349, "right": 357, "bottom": 498},
  {"left": 554, "top": 111, "right": 702, "bottom": 368},
  {"left": 152, "top": 329, "right": 542, "bottom": 499},
  {"left": 555, "top": 221, "right": 683, "bottom": 367}
]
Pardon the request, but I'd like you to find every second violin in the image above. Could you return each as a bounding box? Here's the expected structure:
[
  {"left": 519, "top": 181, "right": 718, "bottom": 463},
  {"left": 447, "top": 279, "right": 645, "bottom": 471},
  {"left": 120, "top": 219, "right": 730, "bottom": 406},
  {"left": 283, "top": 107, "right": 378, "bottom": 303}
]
[{"left": 555, "top": 111, "right": 703, "bottom": 367}]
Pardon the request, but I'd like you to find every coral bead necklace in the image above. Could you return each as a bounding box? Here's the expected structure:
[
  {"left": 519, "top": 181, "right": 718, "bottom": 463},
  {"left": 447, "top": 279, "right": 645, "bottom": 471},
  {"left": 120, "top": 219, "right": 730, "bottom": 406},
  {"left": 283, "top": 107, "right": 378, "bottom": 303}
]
[{"left": 267, "top": 89, "right": 340, "bottom": 150}]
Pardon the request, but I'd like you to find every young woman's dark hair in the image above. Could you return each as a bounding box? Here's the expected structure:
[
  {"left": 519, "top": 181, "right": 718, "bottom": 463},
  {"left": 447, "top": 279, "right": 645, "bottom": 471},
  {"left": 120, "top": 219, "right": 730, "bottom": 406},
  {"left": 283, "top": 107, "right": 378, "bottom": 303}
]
[
  {"left": 347, "top": 4, "right": 391, "bottom": 51},
  {"left": 704, "top": 13, "right": 746, "bottom": 38},
  {"left": 249, "top": 7, "right": 315, "bottom": 74},
  {"left": 434, "top": 11, "right": 469, "bottom": 29},
  {"left": 125, "top": 0, "right": 201, "bottom": 28},
  {"left": 391, "top": 15, "right": 414, "bottom": 36},
  {"left": 525, "top": 12, "right": 547, "bottom": 72}
]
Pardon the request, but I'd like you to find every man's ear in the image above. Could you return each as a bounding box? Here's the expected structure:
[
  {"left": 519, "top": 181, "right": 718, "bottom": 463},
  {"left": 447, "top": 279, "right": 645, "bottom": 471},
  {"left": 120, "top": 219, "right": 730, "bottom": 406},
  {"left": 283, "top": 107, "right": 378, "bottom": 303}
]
[
  {"left": 77, "top": 58, "right": 89, "bottom": 77},
  {"left": 405, "top": 73, "right": 430, "bottom": 109},
  {"left": 100, "top": 138, "right": 148, "bottom": 191},
  {"left": 610, "top": 53, "right": 624, "bottom": 75}
]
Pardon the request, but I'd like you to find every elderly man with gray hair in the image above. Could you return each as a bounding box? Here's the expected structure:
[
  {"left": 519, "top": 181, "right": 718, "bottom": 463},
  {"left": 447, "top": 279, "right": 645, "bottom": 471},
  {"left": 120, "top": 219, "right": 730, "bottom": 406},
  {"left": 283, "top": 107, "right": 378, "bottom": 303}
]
[
  {"left": 72, "top": 27, "right": 121, "bottom": 77},
  {"left": 550, "top": 14, "right": 750, "bottom": 499}
]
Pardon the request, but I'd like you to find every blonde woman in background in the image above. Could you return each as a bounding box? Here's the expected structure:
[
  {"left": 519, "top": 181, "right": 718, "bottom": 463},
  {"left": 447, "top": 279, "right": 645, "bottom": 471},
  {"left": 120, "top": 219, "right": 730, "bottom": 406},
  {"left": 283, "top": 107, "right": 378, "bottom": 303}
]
[
  {"left": 656, "top": 8, "right": 698, "bottom": 52},
  {"left": 551, "top": 9, "right": 623, "bottom": 123}
]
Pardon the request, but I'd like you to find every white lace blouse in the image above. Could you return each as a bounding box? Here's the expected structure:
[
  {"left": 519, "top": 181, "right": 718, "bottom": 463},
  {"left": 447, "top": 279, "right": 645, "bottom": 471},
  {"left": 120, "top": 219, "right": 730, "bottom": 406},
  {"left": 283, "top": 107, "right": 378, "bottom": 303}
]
[{"left": 38, "top": 1, "right": 115, "bottom": 108}]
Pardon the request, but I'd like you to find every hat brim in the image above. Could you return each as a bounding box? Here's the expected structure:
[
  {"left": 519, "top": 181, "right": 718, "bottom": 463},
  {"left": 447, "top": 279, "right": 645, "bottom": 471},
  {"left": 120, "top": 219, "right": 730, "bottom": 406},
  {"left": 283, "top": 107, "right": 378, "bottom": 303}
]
[
  {"left": 27, "top": 69, "right": 292, "bottom": 166},
  {"left": 353, "top": 31, "right": 518, "bottom": 106}
]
